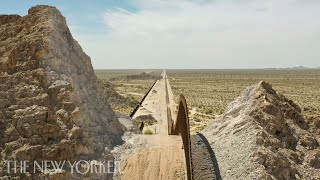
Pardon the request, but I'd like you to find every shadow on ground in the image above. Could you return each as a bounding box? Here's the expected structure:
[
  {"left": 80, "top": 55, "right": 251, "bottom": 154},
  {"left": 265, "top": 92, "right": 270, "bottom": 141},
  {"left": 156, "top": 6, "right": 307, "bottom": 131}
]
[{"left": 191, "top": 133, "right": 222, "bottom": 180}]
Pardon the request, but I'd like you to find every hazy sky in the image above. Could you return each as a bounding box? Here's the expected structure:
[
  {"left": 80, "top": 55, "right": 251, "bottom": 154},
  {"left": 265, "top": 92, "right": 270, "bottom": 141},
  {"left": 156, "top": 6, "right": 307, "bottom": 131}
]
[{"left": 1, "top": 0, "right": 320, "bottom": 69}]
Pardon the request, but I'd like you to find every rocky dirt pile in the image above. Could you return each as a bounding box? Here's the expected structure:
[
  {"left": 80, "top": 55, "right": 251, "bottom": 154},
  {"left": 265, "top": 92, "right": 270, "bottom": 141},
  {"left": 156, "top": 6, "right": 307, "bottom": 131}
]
[
  {"left": 0, "top": 5, "right": 123, "bottom": 179},
  {"left": 202, "top": 81, "right": 320, "bottom": 179}
]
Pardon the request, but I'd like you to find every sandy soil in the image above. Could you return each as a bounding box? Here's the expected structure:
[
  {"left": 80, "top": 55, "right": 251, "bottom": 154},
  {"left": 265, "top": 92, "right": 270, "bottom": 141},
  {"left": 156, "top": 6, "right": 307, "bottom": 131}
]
[
  {"left": 127, "top": 92, "right": 144, "bottom": 97},
  {"left": 113, "top": 71, "right": 186, "bottom": 180}
]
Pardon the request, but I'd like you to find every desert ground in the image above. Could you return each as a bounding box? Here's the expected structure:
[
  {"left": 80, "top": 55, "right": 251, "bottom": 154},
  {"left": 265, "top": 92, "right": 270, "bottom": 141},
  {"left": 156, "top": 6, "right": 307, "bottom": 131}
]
[
  {"left": 96, "top": 69, "right": 320, "bottom": 134},
  {"left": 96, "top": 70, "right": 162, "bottom": 115},
  {"left": 96, "top": 69, "right": 320, "bottom": 179},
  {"left": 94, "top": 69, "right": 320, "bottom": 179}
]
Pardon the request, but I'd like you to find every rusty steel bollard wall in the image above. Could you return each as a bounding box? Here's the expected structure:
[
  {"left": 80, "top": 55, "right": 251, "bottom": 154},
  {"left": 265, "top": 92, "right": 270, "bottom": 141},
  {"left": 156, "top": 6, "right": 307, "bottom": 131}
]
[
  {"left": 130, "top": 79, "right": 158, "bottom": 118},
  {"left": 170, "top": 94, "right": 193, "bottom": 180}
]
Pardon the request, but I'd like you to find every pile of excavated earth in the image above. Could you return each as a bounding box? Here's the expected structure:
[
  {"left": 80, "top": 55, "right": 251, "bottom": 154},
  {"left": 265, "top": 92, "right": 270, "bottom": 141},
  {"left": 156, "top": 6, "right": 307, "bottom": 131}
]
[
  {"left": 1, "top": 5, "right": 319, "bottom": 180},
  {"left": 201, "top": 81, "right": 320, "bottom": 180},
  {"left": 0, "top": 6, "right": 123, "bottom": 179}
]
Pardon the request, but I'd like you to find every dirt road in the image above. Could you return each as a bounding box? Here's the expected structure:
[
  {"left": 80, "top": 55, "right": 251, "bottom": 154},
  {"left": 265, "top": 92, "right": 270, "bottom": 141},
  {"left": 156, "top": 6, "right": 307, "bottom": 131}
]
[{"left": 119, "top": 71, "right": 186, "bottom": 180}]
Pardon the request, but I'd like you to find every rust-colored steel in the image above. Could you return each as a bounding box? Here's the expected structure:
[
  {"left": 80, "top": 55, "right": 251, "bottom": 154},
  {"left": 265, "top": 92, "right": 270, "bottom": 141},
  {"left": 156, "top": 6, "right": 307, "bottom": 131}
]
[
  {"left": 130, "top": 79, "right": 158, "bottom": 118},
  {"left": 170, "top": 94, "right": 193, "bottom": 180}
]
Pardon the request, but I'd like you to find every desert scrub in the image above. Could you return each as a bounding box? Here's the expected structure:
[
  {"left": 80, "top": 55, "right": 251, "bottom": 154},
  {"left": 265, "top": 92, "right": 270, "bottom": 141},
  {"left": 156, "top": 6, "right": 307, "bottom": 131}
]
[
  {"left": 133, "top": 114, "right": 158, "bottom": 127},
  {"left": 144, "top": 129, "right": 153, "bottom": 135},
  {"left": 193, "top": 117, "right": 201, "bottom": 122},
  {"left": 204, "top": 108, "right": 213, "bottom": 114},
  {"left": 167, "top": 69, "right": 320, "bottom": 134}
]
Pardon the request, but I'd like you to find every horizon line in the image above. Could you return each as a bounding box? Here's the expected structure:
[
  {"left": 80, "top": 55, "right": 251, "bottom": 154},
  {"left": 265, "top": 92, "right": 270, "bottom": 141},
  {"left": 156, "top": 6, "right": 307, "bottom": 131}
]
[{"left": 94, "top": 67, "right": 320, "bottom": 70}]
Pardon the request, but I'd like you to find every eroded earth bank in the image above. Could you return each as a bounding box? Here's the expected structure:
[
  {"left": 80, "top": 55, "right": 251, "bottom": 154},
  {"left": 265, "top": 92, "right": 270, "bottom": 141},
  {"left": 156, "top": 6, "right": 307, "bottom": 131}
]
[
  {"left": 0, "top": 6, "right": 123, "bottom": 179},
  {"left": 201, "top": 81, "right": 320, "bottom": 180}
]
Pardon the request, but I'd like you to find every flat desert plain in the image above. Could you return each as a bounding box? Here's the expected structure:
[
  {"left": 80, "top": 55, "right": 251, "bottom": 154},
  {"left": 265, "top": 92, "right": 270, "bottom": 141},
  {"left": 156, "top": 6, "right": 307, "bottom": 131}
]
[{"left": 95, "top": 69, "right": 320, "bottom": 133}]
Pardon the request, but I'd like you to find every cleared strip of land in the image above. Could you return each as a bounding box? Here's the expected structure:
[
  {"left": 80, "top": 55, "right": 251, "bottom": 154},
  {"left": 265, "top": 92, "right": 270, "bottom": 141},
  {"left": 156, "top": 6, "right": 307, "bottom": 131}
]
[{"left": 120, "top": 71, "right": 186, "bottom": 180}]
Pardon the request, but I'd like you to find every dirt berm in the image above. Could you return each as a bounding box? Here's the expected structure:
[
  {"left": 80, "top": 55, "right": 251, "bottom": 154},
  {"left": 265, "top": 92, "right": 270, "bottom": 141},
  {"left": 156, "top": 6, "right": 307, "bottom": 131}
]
[
  {"left": 0, "top": 5, "right": 123, "bottom": 179},
  {"left": 202, "top": 81, "right": 320, "bottom": 180}
]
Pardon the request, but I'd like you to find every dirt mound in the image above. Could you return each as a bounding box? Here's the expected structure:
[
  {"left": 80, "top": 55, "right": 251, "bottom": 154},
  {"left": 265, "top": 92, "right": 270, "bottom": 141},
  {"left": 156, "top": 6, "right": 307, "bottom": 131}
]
[
  {"left": 110, "top": 72, "right": 158, "bottom": 81},
  {"left": 202, "top": 81, "right": 320, "bottom": 179},
  {"left": 0, "top": 5, "right": 123, "bottom": 179}
]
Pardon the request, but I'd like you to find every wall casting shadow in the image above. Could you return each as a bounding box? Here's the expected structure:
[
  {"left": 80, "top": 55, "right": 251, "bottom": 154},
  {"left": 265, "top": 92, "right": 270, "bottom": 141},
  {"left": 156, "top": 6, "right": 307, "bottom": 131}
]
[{"left": 197, "top": 133, "right": 222, "bottom": 180}]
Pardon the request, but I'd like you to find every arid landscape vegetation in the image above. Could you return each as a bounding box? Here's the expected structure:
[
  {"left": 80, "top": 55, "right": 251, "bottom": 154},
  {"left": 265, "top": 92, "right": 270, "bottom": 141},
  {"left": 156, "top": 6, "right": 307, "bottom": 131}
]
[
  {"left": 96, "top": 69, "right": 320, "bottom": 134},
  {"left": 95, "top": 70, "right": 161, "bottom": 115},
  {"left": 168, "top": 69, "right": 320, "bottom": 133}
]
